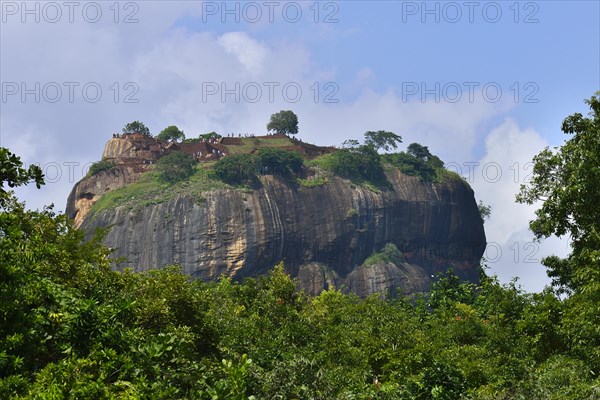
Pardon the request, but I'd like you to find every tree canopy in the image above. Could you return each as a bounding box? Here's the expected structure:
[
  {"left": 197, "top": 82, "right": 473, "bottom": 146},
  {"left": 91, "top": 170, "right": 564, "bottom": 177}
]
[
  {"left": 364, "top": 130, "right": 403, "bottom": 152},
  {"left": 200, "top": 132, "right": 222, "bottom": 141},
  {"left": 157, "top": 126, "right": 185, "bottom": 143},
  {"left": 267, "top": 110, "right": 299, "bottom": 135},
  {"left": 122, "top": 121, "right": 151, "bottom": 136},
  {"left": 156, "top": 151, "right": 197, "bottom": 183},
  {"left": 327, "top": 143, "right": 387, "bottom": 185},
  {"left": 256, "top": 148, "right": 303, "bottom": 176},
  {"left": 213, "top": 153, "right": 258, "bottom": 185},
  {"left": 213, "top": 149, "right": 304, "bottom": 185}
]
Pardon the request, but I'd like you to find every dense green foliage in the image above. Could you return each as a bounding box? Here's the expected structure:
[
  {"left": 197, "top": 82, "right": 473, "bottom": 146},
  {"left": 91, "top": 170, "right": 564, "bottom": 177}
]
[
  {"left": 327, "top": 144, "right": 387, "bottom": 185},
  {"left": 122, "top": 121, "right": 151, "bottom": 136},
  {"left": 2, "top": 186, "right": 600, "bottom": 398},
  {"left": 156, "top": 126, "right": 185, "bottom": 143},
  {"left": 256, "top": 148, "right": 303, "bottom": 176},
  {"left": 319, "top": 134, "right": 448, "bottom": 186},
  {"left": 156, "top": 151, "right": 197, "bottom": 183},
  {"left": 383, "top": 152, "right": 435, "bottom": 181},
  {"left": 382, "top": 143, "right": 445, "bottom": 182},
  {"left": 267, "top": 110, "right": 299, "bottom": 135},
  {"left": 213, "top": 149, "right": 304, "bottom": 185},
  {"left": 87, "top": 159, "right": 115, "bottom": 177},
  {"left": 213, "top": 154, "right": 258, "bottom": 185}
]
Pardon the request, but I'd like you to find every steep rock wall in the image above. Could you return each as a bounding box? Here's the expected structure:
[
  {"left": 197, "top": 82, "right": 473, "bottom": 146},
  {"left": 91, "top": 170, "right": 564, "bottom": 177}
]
[{"left": 69, "top": 169, "right": 486, "bottom": 297}]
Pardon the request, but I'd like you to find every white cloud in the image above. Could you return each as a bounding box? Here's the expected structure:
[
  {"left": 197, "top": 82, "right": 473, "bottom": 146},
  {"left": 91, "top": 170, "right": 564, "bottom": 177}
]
[
  {"left": 470, "top": 119, "right": 570, "bottom": 291},
  {"left": 2, "top": 20, "right": 507, "bottom": 207},
  {"left": 472, "top": 119, "right": 546, "bottom": 243},
  {"left": 218, "top": 32, "right": 268, "bottom": 76}
]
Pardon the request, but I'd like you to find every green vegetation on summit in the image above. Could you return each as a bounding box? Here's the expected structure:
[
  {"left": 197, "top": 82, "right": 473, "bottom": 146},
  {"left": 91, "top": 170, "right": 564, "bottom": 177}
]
[{"left": 86, "top": 111, "right": 465, "bottom": 217}]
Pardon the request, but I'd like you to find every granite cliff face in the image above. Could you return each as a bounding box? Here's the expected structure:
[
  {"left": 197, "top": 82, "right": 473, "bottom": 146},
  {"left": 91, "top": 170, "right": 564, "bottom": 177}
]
[
  {"left": 66, "top": 136, "right": 486, "bottom": 297},
  {"left": 68, "top": 177, "right": 485, "bottom": 297}
]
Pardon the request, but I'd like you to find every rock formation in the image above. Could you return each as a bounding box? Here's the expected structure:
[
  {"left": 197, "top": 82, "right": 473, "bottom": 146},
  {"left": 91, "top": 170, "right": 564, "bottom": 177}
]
[{"left": 66, "top": 136, "right": 486, "bottom": 297}]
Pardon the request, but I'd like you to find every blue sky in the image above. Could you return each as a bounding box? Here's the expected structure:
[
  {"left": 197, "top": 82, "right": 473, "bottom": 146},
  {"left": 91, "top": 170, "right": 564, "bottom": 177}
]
[{"left": 1, "top": 0, "right": 599, "bottom": 292}]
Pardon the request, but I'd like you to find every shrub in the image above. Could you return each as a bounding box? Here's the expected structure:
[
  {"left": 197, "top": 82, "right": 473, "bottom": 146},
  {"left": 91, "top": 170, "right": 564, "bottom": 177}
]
[
  {"left": 383, "top": 152, "right": 436, "bottom": 181},
  {"left": 380, "top": 243, "right": 405, "bottom": 265},
  {"left": 156, "top": 151, "right": 197, "bottom": 183},
  {"left": 256, "top": 148, "right": 303, "bottom": 176},
  {"left": 346, "top": 208, "right": 359, "bottom": 218},
  {"left": 296, "top": 176, "right": 327, "bottom": 187},
  {"left": 363, "top": 243, "right": 404, "bottom": 267},
  {"left": 213, "top": 154, "right": 258, "bottom": 185},
  {"left": 87, "top": 159, "right": 115, "bottom": 176},
  {"left": 383, "top": 142, "right": 449, "bottom": 182},
  {"left": 328, "top": 145, "right": 386, "bottom": 184}
]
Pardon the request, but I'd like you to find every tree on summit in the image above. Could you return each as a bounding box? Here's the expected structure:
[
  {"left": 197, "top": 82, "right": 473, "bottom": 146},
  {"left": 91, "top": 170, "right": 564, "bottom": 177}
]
[
  {"left": 407, "top": 143, "right": 432, "bottom": 160},
  {"left": 407, "top": 142, "right": 445, "bottom": 170},
  {"left": 200, "top": 132, "right": 222, "bottom": 141},
  {"left": 122, "top": 121, "right": 151, "bottom": 136},
  {"left": 157, "top": 126, "right": 185, "bottom": 143},
  {"left": 267, "top": 110, "right": 299, "bottom": 135},
  {"left": 364, "top": 130, "right": 402, "bottom": 152}
]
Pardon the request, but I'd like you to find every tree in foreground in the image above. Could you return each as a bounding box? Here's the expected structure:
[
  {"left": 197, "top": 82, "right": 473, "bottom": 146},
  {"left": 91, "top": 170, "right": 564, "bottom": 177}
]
[
  {"left": 157, "top": 125, "right": 185, "bottom": 142},
  {"left": 0, "top": 147, "right": 44, "bottom": 199},
  {"left": 267, "top": 110, "right": 299, "bottom": 135},
  {"left": 122, "top": 121, "right": 151, "bottom": 136},
  {"left": 516, "top": 92, "right": 600, "bottom": 375},
  {"left": 517, "top": 92, "right": 600, "bottom": 294}
]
